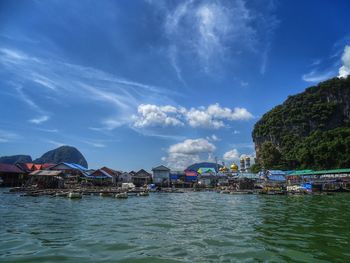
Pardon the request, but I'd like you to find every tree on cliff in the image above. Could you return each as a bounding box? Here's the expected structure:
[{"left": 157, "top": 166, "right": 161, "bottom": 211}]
[{"left": 253, "top": 76, "right": 350, "bottom": 170}]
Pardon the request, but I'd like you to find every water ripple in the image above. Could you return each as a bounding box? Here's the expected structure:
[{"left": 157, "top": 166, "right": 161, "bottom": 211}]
[{"left": 1, "top": 190, "right": 350, "bottom": 262}]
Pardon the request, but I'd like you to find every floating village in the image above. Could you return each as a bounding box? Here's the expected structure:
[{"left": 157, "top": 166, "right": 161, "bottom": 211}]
[{"left": 1, "top": 156, "right": 350, "bottom": 198}]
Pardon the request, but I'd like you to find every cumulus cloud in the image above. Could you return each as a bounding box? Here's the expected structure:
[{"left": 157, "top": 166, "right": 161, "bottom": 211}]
[
  {"left": 303, "top": 44, "right": 350, "bottom": 83},
  {"left": 133, "top": 104, "right": 184, "bottom": 128},
  {"left": 223, "top": 149, "right": 240, "bottom": 162},
  {"left": 133, "top": 103, "right": 253, "bottom": 129},
  {"left": 338, "top": 45, "right": 350, "bottom": 78},
  {"left": 169, "top": 138, "right": 216, "bottom": 154},
  {"left": 162, "top": 138, "right": 216, "bottom": 169}
]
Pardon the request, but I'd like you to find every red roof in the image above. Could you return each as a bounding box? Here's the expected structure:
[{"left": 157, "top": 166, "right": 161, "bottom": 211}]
[
  {"left": 0, "top": 163, "right": 24, "bottom": 173},
  {"left": 100, "top": 166, "right": 120, "bottom": 176},
  {"left": 16, "top": 163, "right": 56, "bottom": 172},
  {"left": 185, "top": 170, "right": 198, "bottom": 176}
]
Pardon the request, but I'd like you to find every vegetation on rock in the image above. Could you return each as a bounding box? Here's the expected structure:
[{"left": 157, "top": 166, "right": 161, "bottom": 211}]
[{"left": 253, "top": 76, "right": 350, "bottom": 170}]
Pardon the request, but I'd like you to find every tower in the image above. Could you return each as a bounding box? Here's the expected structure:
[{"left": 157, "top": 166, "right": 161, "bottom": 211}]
[
  {"left": 245, "top": 156, "right": 251, "bottom": 172},
  {"left": 240, "top": 157, "right": 245, "bottom": 172}
]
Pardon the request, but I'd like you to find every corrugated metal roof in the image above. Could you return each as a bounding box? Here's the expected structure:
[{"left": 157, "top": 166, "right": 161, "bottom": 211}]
[
  {"left": 85, "top": 169, "right": 112, "bottom": 179},
  {"left": 61, "top": 163, "right": 88, "bottom": 171},
  {"left": 29, "top": 170, "right": 63, "bottom": 176},
  {"left": 268, "top": 170, "right": 286, "bottom": 175},
  {"left": 197, "top": 167, "right": 216, "bottom": 174},
  {"left": 152, "top": 165, "right": 170, "bottom": 171},
  {"left": 89, "top": 169, "right": 112, "bottom": 178},
  {"left": 288, "top": 168, "right": 350, "bottom": 176}
]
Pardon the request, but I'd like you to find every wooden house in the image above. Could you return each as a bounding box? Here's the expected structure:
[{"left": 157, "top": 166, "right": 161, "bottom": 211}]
[
  {"left": 118, "top": 172, "right": 133, "bottom": 184},
  {"left": 16, "top": 163, "right": 56, "bottom": 173},
  {"left": 27, "top": 170, "right": 64, "bottom": 189},
  {"left": 152, "top": 165, "right": 170, "bottom": 185},
  {"left": 84, "top": 168, "right": 114, "bottom": 186},
  {"left": 49, "top": 163, "right": 88, "bottom": 186},
  {"left": 100, "top": 166, "right": 121, "bottom": 185},
  {"left": 0, "top": 163, "right": 26, "bottom": 187},
  {"left": 132, "top": 169, "right": 152, "bottom": 186}
]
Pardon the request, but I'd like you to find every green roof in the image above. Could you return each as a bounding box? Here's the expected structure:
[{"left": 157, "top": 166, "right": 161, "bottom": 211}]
[
  {"left": 197, "top": 167, "right": 216, "bottom": 174},
  {"left": 288, "top": 168, "right": 350, "bottom": 176}
]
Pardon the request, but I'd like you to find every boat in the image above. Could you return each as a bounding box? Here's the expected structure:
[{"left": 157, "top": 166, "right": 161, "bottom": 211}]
[
  {"left": 55, "top": 192, "right": 68, "bottom": 197},
  {"left": 67, "top": 192, "right": 82, "bottom": 199},
  {"left": 115, "top": 192, "right": 128, "bottom": 199},
  {"left": 0, "top": 177, "right": 3, "bottom": 186},
  {"left": 322, "top": 183, "right": 341, "bottom": 192},
  {"left": 138, "top": 191, "right": 149, "bottom": 197},
  {"left": 230, "top": 191, "right": 251, "bottom": 195},
  {"left": 99, "top": 192, "right": 112, "bottom": 197},
  {"left": 341, "top": 182, "right": 350, "bottom": 192}
]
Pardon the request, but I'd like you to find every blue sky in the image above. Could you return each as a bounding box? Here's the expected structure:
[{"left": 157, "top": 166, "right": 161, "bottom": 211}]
[{"left": 1, "top": 0, "right": 350, "bottom": 170}]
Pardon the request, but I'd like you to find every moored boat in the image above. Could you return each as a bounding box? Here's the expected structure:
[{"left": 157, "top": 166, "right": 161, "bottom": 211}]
[
  {"left": 67, "top": 192, "right": 82, "bottom": 199},
  {"left": 100, "top": 192, "right": 112, "bottom": 197},
  {"left": 138, "top": 191, "right": 149, "bottom": 196},
  {"left": 115, "top": 192, "right": 128, "bottom": 199}
]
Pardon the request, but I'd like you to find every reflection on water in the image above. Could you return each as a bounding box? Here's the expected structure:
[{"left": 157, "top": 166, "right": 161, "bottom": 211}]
[{"left": 1, "top": 189, "right": 350, "bottom": 262}]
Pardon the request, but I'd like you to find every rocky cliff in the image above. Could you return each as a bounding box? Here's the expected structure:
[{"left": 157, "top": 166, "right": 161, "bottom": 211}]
[
  {"left": 0, "top": 155, "right": 32, "bottom": 165},
  {"left": 34, "top": 146, "right": 88, "bottom": 168},
  {"left": 252, "top": 76, "right": 350, "bottom": 170},
  {"left": 0, "top": 146, "right": 88, "bottom": 168}
]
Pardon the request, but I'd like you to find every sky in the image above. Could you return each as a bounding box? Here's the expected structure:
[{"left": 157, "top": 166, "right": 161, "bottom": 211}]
[{"left": 1, "top": 0, "right": 350, "bottom": 171}]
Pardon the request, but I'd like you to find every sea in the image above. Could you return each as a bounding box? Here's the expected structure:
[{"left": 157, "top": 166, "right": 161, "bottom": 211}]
[{"left": 1, "top": 188, "right": 350, "bottom": 262}]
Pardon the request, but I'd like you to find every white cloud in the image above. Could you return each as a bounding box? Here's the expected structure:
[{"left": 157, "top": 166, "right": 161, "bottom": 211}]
[
  {"left": 84, "top": 141, "right": 106, "bottom": 148},
  {"left": 0, "top": 47, "right": 173, "bottom": 131},
  {"left": 206, "top": 134, "right": 220, "bottom": 141},
  {"left": 46, "top": 140, "right": 66, "bottom": 147},
  {"left": 302, "top": 44, "right": 350, "bottom": 83},
  {"left": 163, "top": 138, "right": 216, "bottom": 169},
  {"left": 162, "top": 152, "right": 200, "bottom": 171},
  {"left": 186, "top": 108, "right": 225, "bottom": 129},
  {"left": 133, "top": 104, "right": 184, "bottom": 128},
  {"left": 29, "top": 115, "right": 50, "bottom": 124},
  {"left": 132, "top": 103, "right": 253, "bottom": 129},
  {"left": 302, "top": 70, "right": 335, "bottom": 83},
  {"left": 32, "top": 74, "right": 57, "bottom": 91},
  {"left": 223, "top": 149, "right": 240, "bottom": 162},
  {"left": 0, "top": 129, "right": 20, "bottom": 143},
  {"left": 37, "top": 128, "right": 59, "bottom": 133},
  {"left": 151, "top": 0, "right": 277, "bottom": 77},
  {"left": 338, "top": 45, "right": 350, "bottom": 78},
  {"left": 169, "top": 138, "right": 216, "bottom": 155}
]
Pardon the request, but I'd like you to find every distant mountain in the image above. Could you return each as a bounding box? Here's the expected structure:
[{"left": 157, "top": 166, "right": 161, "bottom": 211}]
[
  {"left": 34, "top": 146, "right": 88, "bottom": 168},
  {"left": 0, "top": 155, "right": 32, "bottom": 164},
  {"left": 252, "top": 76, "right": 350, "bottom": 170},
  {"left": 186, "top": 162, "right": 223, "bottom": 172}
]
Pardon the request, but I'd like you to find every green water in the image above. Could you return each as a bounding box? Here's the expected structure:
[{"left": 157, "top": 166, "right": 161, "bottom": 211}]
[{"left": 1, "top": 189, "right": 350, "bottom": 263}]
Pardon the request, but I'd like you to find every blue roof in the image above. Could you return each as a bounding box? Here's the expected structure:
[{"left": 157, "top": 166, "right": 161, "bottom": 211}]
[
  {"left": 268, "top": 170, "right": 286, "bottom": 175},
  {"left": 62, "top": 162, "right": 88, "bottom": 171},
  {"left": 268, "top": 175, "right": 286, "bottom": 181},
  {"left": 84, "top": 169, "right": 112, "bottom": 179}
]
